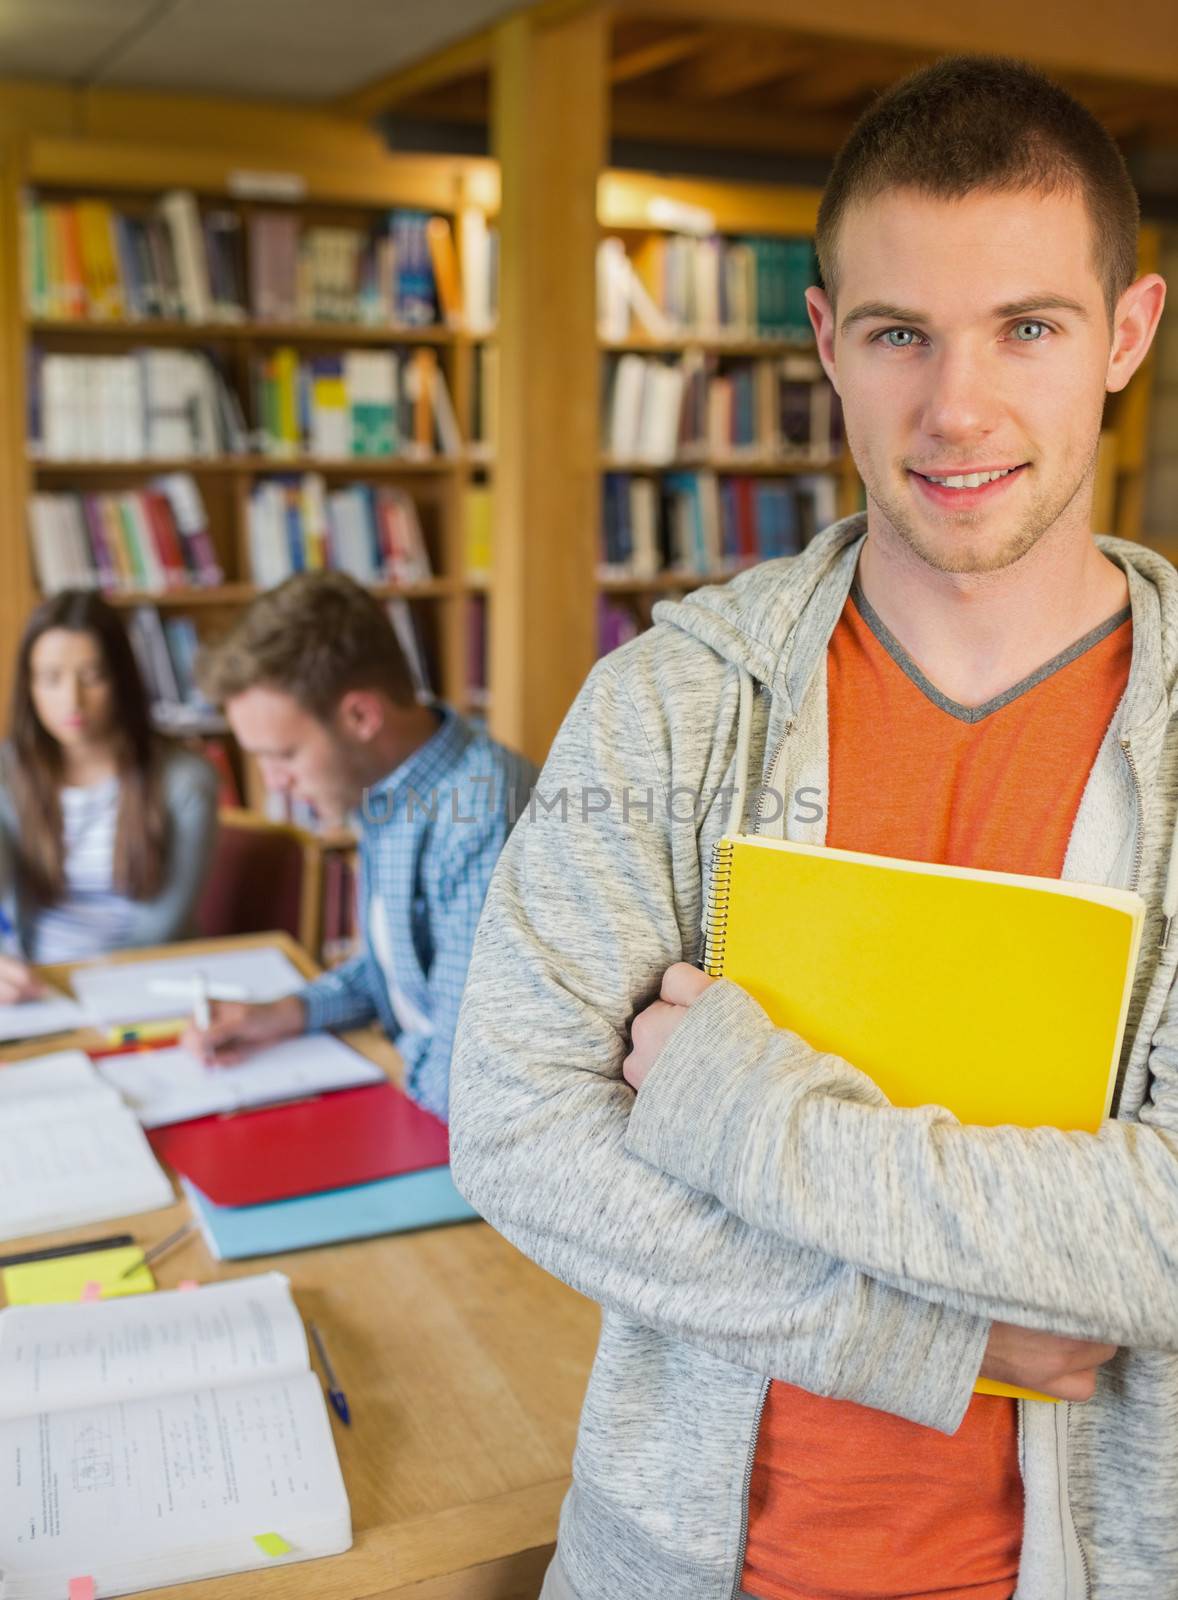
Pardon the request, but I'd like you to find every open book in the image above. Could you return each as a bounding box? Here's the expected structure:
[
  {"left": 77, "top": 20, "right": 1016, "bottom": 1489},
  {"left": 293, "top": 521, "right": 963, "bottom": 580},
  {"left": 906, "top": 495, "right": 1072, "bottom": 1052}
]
[
  {"left": 0, "top": 1274, "right": 351, "bottom": 1598},
  {"left": 0, "top": 1053, "right": 172, "bottom": 1243},
  {"left": 96, "top": 1032, "right": 385, "bottom": 1129},
  {"left": 69, "top": 946, "right": 305, "bottom": 1029}
]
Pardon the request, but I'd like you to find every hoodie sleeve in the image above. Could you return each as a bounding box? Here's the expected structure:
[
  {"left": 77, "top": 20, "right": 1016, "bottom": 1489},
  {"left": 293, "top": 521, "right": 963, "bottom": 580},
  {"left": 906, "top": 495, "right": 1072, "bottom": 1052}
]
[
  {"left": 627, "top": 973, "right": 1178, "bottom": 1350},
  {"left": 450, "top": 659, "right": 989, "bottom": 1434}
]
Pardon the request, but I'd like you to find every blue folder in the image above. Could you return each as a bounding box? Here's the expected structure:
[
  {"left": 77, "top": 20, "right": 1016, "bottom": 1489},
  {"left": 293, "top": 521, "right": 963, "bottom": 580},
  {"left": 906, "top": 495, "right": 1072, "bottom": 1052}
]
[{"left": 181, "top": 1166, "right": 478, "bottom": 1260}]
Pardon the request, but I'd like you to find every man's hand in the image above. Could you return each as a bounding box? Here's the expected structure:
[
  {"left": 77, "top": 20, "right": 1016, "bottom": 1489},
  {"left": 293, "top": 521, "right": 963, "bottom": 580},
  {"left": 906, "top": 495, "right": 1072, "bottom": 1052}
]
[
  {"left": 623, "top": 963, "right": 715, "bottom": 1092},
  {"left": 0, "top": 953, "right": 45, "bottom": 1006},
  {"left": 180, "top": 995, "right": 306, "bottom": 1066},
  {"left": 981, "top": 1321, "right": 1119, "bottom": 1401}
]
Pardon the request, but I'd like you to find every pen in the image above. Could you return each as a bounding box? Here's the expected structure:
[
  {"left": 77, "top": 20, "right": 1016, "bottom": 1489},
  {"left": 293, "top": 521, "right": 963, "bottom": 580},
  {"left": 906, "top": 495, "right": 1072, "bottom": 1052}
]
[
  {"left": 118, "top": 1220, "right": 199, "bottom": 1280},
  {"left": 0, "top": 1233, "right": 134, "bottom": 1270},
  {"left": 193, "top": 973, "right": 210, "bottom": 1033},
  {"left": 309, "top": 1322, "right": 351, "bottom": 1425}
]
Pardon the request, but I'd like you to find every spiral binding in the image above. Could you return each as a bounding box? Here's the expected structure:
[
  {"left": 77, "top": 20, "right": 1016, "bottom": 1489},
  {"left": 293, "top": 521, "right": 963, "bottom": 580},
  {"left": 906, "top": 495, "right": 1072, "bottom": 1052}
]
[{"left": 702, "top": 836, "right": 735, "bottom": 977}]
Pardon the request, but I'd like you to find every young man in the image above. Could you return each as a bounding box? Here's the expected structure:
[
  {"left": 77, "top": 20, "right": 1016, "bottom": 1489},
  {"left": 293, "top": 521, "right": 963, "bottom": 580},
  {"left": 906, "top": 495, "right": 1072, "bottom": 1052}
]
[
  {"left": 450, "top": 55, "right": 1172, "bottom": 1599},
  {"left": 189, "top": 572, "right": 534, "bottom": 1120}
]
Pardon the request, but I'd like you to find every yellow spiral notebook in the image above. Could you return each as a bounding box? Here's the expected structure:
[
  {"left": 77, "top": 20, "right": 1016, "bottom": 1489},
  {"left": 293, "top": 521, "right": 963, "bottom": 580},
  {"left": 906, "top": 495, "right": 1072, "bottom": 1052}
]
[{"left": 703, "top": 835, "right": 1146, "bottom": 1402}]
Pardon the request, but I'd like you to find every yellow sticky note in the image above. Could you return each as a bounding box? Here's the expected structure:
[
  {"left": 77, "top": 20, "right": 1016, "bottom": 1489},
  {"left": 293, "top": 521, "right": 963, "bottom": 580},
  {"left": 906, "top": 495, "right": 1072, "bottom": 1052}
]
[
  {"left": 3, "top": 1248, "right": 155, "bottom": 1305},
  {"left": 254, "top": 1533, "right": 293, "bottom": 1558}
]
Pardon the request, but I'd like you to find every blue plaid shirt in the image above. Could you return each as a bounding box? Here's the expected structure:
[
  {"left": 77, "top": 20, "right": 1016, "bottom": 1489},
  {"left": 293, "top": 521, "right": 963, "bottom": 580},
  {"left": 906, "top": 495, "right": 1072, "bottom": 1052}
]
[{"left": 301, "top": 707, "right": 536, "bottom": 1120}]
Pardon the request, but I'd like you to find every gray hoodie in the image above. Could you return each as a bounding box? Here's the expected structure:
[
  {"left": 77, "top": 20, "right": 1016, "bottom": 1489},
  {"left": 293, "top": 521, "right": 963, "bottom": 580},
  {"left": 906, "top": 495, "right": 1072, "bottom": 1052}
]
[{"left": 450, "top": 514, "right": 1178, "bottom": 1600}]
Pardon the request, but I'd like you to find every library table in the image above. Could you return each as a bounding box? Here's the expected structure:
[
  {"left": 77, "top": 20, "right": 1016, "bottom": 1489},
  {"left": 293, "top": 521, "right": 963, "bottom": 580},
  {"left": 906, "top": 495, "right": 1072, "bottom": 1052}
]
[{"left": 0, "top": 933, "right": 599, "bottom": 1600}]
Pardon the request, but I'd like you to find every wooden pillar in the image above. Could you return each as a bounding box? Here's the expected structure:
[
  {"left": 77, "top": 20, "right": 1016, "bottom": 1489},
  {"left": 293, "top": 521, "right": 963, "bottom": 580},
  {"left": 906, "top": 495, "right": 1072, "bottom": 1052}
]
[
  {"left": 489, "top": 6, "right": 608, "bottom": 767},
  {"left": 0, "top": 138, "right": 32, "bottom": 724}
]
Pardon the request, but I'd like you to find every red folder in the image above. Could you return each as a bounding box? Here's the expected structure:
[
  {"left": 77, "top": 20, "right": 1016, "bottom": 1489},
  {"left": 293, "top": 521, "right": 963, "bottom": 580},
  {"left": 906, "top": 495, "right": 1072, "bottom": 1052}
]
[{"left": 148, "top": 1081, "right": 450, "bottom": 1207}]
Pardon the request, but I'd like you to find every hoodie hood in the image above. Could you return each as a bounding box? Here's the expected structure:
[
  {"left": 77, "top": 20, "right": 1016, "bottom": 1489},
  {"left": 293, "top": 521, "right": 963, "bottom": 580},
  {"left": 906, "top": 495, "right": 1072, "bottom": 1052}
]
[
  {"left": 652, "top": 512, "right": 1178, "bottom": 735},
  {"left": 652, "top": 511, "right": 1178, "bottom": 927}
]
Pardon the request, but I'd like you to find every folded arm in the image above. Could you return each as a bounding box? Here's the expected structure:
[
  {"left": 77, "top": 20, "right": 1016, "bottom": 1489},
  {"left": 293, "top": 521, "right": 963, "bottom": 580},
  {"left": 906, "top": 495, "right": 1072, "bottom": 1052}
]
[
  {"left": 628, "top": 975, "right": 1178, "bottom": 1349},
  {"left": 450, "top": 660, "right": 989, "bottom": 1433}
]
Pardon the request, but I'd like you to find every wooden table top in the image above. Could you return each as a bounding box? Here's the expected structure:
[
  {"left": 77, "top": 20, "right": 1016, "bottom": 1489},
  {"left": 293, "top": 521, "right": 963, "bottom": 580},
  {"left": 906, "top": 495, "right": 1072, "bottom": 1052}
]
[{"left": 1, "top": 933, "right": 599, "bottom": 1600}]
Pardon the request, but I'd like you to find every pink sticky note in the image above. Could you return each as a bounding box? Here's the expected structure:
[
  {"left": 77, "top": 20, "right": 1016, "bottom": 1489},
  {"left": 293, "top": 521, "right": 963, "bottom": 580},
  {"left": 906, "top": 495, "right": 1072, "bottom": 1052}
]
[
  {"left": 80, "top": 1282, "right": 102, "bottom": 1302},
  {"left": 178, "top": 1279, "right": 198, "bottom": 1292},
  {"left": 68, "top": 1578, "right": 95, "bottom": 1600}
]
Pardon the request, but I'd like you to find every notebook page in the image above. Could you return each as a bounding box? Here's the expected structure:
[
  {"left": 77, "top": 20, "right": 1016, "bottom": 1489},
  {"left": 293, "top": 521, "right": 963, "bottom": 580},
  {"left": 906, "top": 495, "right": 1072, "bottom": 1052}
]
[
  {"left": 0, "top": 1372, "right": 350, "bottom": 1589},
  {"left": 0, "top": 993, "right": 86, "bottom": 1043},
  {"left": 0, "top": 1101, "right": 172, "bottom": 1244},
  {"left": 71, "top": 947, "right": 305, "bottom": 1028},
  {"left": 0, "top": 1274, "right": 307, "bottom": 1421},
  {"left": 0, "top": 1051, "right": 110, "bottom": 1107},
  {"left": 97, "top": 1033, "right": 385, "bottom": 1129}
]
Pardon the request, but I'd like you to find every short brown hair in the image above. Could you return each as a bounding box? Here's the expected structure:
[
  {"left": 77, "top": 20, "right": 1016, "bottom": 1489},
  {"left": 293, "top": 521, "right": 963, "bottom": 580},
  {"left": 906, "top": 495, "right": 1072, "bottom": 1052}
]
[
  {"left": 199, "top": 572, "right": 416, "bottom": 719},
  {"left": 815, "top": 55, "right": 1140, "bottom": 322}
]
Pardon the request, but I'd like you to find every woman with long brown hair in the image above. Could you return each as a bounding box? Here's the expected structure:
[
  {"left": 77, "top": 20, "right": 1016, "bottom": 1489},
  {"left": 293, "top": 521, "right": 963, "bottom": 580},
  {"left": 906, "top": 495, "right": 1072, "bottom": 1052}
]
[{"left": 0, "top": 590, "right": 217, "bottom": 1003}]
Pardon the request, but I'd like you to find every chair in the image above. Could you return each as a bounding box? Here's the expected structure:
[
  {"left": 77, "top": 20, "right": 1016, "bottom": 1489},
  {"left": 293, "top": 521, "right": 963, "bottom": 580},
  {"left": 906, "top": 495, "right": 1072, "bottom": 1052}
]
[{"left": 195, "top": 808, "right": 323, "bottom": 956}]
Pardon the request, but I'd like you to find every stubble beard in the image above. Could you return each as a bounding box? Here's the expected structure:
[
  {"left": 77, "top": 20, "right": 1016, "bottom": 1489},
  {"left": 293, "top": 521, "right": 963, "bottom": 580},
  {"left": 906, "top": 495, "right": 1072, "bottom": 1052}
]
[{"left": 860, "top": 444, "right": 1100, "bottom": 577}]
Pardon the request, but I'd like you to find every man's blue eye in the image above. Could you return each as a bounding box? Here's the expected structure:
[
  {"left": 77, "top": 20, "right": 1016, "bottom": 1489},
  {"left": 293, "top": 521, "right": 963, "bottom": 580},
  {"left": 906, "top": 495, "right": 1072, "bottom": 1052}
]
[
  {"left": 881, "top": 328, "right": 919, "bottom": 347},
  {"left": 1013, "top": 320, "right": 1049, "bottom": 341}
]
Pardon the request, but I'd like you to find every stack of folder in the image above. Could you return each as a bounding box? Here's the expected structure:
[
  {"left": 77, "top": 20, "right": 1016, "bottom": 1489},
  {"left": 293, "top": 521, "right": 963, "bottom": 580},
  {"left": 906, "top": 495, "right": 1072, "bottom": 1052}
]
[{"left": 148, "top": 1081, "right": 476, "bottom": 1260}]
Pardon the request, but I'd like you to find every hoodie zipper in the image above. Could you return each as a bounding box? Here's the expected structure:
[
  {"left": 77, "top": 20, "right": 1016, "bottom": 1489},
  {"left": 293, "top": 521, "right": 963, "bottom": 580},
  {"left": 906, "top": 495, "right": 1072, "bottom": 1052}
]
[
  {"left": 1120, "top": 736, "right": 1145, "bottom": 892},
  {"left": 1062, "top": 1405, "right": 1093, "bottom": 1600},
  {"left": 729, "top": 1381, "right": 770, "bottom": 1600},
  {"left": 754, "top": 718, "right": 796, "bottom": 835}
]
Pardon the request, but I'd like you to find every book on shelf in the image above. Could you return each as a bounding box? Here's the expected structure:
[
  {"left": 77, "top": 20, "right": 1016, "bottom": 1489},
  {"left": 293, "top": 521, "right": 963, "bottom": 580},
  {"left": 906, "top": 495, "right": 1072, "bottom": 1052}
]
[
  {"left": 598, "top": 594, "right": 643, "bottom": 657},
  {"left": 463, "top": 483, "right": 493, "bottom": 581},
  {"left": 0, "top": 1273, "right": 351, "bottom": 1596},
  {"left": 600, "top": 469, "right": 839, "bottom": 578},
  {"left": 458, "top": 205, "right": 498, "bottom": 335},
  {"left": 597, "top": 232, "right": 817, "bottom": 342},
  {"left": 25, "top": 189, "right": 498, "bottom": 333},
  {"left": 604, "top": 349, "right": 843, "bottom": 467},
  {"left": 28, "top": 472, "right": 222, "bottom": 597},
  {"left": 251, "top": 344, "right": 462, "bottom": 460},
  {"left": 246, "top": 474, "right": 432, "bottom": 587},
  {"left": 124, "top": 604, "right": 230, "bottom": 741},
  {"left": 469, "top": 342, "right": 497, "bottom": 461},
  {"left": 466, "top": 593, "right": 489, "bottom": 713},
  {"left": 386, "top": 597, "right": 434, "bottom": 701},
  {"left": 30, "top": 347, "right": 246, "bottom": 459}
]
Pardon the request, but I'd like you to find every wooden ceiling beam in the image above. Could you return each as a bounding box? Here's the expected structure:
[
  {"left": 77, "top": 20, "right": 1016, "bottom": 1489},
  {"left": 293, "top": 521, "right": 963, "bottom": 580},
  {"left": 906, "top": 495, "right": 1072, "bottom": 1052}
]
[
  {"left": 618, "top": 0, "right": 1178, "bottom": 90},
  {"left": 671, "top": 35, "right": 817, "bottom": 100},
  {"left": 610, "top": 28, "right": 713, "bottom": 85},
  {"left": 779, "top": 55, "right": 916, "bottom": 110},
  {"left": 612, "top": 91, "right": 851, "bottom": 154},
  {"left": 333, "top": 0, "right": 604, "bottom": 120}
]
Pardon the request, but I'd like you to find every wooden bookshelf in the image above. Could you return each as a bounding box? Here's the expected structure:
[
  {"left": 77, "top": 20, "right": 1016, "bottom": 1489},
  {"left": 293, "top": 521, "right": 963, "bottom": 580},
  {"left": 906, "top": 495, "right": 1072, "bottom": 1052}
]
[
  {"left": 3, "top": 129, "right": 497, "bottom": 736},
  {"left": 0, "top": 69, "right": 1165, "bottom": 780}
]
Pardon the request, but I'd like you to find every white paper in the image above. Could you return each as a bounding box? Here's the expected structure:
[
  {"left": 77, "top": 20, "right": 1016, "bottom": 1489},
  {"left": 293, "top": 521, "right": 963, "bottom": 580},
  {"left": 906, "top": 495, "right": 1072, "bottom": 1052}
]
[
  {"left": 0, "top": 1053, "right": 172, "bottom": 1243},
  {"left": 0, "top": 1274, "right": 307, "bottom": 1421},
  {"left": 71, "top": 947, "right": 306, "bottom": 1028},
  {"left": 0, "top": 1051, "right": 105, "bottom": 1106},
  {"left": 97, "top": 1031, "right": 384, "bottom": 1128},
  {"left": 0, "top": 1374, "right": 349, "bottom": 1586},
  {"left": 0, "top": 994, "right": 86, "bottom": 1043}
]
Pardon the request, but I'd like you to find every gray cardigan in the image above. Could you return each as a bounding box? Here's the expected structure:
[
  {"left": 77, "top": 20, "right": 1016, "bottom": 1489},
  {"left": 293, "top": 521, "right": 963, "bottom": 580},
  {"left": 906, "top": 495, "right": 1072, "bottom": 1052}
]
[{"left": 0, "top": 743, "right": 219, "bottom": 956}]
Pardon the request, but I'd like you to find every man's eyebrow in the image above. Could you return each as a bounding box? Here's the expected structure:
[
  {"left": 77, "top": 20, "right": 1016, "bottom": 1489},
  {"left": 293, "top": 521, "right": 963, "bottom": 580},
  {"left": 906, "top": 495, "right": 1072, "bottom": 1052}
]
[
  {"left": 992, "top": 295, "right": 1089, "bottom": 321},
  {"left": 840, "top": 301, "right": 925, "bottom": 333},
  {"left": 840, "top": 294, "right": 1090, "bottom": 335}
]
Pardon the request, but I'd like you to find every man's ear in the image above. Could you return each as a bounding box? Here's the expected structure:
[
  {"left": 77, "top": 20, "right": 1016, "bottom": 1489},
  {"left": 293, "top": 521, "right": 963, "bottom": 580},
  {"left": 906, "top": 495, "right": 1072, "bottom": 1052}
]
[
  {"left": 335, "top": 688, "right": 385, "bottom": 743},
  {"left": 1106, "top": 273, "right": 1167, "bottom": 395},
  {"left": 806, "top": 286, "right": 839, "bottom": 394}
]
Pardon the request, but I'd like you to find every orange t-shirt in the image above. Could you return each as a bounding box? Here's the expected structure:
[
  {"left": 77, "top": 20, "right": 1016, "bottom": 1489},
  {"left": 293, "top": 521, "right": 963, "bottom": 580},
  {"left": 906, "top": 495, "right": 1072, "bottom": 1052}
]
[{"left": 740, "top": 582, "right": 1133, "bottom": 1600}]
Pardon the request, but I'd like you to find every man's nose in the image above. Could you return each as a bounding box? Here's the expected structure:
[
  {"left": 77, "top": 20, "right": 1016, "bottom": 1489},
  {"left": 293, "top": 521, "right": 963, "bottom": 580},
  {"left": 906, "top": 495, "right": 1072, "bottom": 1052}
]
[{"left": 920, "top": 346, "right": 999, "bottom": 445}]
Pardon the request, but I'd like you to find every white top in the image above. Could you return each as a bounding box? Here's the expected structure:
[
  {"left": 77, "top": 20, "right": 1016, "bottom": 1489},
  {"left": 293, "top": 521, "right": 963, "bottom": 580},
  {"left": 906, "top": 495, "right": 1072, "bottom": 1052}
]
[{"left": 30, "top": 775, "right": 136, "bottom": 963}]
